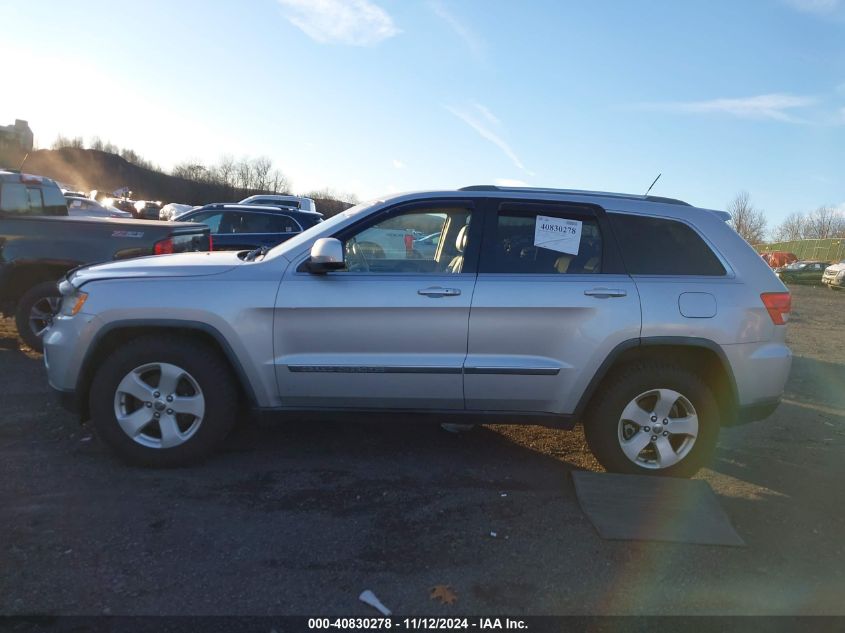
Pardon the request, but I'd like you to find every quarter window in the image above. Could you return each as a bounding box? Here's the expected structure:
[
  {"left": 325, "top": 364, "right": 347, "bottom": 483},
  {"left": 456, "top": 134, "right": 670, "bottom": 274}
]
[
  {"left": 187, "top": 211, "right": 225, "bottom": 233},
  {"left": 609, "top": 214, "right": 726, "bottom": 276},
  {"left": 483, "top": 208, "right": 603, "bottom": 274}
]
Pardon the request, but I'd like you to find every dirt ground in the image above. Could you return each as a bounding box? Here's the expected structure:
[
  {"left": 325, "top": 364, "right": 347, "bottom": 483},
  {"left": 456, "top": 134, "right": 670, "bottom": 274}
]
[{"left": 1, "top": 284, "right": 843, "bottom": 615}]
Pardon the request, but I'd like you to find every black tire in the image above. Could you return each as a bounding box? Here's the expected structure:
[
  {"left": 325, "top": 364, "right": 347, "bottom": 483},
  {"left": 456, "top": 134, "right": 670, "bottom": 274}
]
[
  {"left": 584, "top": 362, "right": 719, "bottom": 478},
  {"left": 15, "top": 281, "right": 61, "bottom": 352},
  {"left": 89, "top": 335, "right": 239, "bottom": 467}
]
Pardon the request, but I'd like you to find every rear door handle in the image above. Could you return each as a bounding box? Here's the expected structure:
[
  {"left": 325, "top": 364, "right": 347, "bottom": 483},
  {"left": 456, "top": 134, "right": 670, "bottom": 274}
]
[
  {"left": 418, "top": 287, "right": 461, "bottom": 297},
  {"left": 584, "top": 288, "right": 627, "bottom": 298}
]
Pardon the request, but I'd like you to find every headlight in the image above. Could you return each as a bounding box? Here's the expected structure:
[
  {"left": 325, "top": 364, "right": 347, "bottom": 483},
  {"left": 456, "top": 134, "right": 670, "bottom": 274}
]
[{"left": 60, "top": 291, "right": 88, "bottom": 316}]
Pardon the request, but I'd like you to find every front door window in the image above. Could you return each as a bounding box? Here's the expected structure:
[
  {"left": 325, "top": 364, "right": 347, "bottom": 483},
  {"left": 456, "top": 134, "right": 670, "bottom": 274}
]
[{"left": 340, "top": 207, "right": 473, "bottom": 274}]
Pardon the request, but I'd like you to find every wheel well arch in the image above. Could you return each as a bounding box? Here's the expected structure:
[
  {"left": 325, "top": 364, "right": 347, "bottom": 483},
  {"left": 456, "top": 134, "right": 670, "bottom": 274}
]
[
  {"left": 577, "top": 338, "right": 739, "bottom": 427},
  {"left": 2, "top": 263, "right": 70, "bottom": 305},
  {"left": 75, "top": 322, "right": 256, "bottom": 420}
]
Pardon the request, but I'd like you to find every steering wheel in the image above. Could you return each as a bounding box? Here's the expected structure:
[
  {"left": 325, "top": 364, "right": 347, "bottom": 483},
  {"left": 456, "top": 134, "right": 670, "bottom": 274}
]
[{"left": 346, "top": 238, "right": 370, "bottom": 272}]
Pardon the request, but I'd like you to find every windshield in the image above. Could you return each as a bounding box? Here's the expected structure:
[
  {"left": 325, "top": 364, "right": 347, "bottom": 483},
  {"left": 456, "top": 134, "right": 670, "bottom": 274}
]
[{"left": 265, "top": 199, "right": 379, "bottom": 259}]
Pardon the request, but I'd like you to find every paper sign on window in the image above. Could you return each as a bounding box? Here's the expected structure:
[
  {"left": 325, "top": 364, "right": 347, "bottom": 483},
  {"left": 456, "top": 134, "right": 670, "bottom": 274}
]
[{"left": 534, "top": 215, "right": 582, "bottom": 255}]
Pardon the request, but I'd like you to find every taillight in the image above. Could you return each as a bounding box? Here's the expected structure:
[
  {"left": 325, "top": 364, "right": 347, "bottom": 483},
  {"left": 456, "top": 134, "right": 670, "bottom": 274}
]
[
  {"left": 153, "top": 237, "right": 174, "bottom": 255},
  {"left": 208, "top": 234, "right": 214, "bottom": 251},
  {"left": 761, "top": 292, "right": 791, "bottom": 325}
]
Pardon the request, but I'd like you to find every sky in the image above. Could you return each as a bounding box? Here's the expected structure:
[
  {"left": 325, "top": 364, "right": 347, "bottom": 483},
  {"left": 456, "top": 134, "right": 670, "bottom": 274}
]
[{"left": 1, "top": 0, "right": 844, "bottom": 226}]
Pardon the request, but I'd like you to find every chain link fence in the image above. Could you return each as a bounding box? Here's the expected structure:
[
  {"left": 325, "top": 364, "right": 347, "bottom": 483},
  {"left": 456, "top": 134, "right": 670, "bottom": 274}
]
[{"left": 755, "top": 238, "right": 845, "bottom": 262}]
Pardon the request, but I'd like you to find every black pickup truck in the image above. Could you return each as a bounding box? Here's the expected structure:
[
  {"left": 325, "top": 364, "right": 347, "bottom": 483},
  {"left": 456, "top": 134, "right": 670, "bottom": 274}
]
[{"left": 0, "top": 170, "right": 210, "bottom": 350}]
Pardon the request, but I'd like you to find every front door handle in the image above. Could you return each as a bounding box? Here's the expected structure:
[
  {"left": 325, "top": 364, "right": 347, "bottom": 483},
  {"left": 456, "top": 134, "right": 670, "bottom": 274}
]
[
  {"left": 418, "top": 287, "right": 461, "bottom": 297},
  {"left": 584, "top": 288, "right": 627, "bottom": 298}
]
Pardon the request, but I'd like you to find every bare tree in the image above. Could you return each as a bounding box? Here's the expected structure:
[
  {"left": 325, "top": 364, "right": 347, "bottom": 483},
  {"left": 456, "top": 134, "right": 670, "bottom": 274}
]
[
  {"left": 235, "top": 158, "right": 254, "bottom": 195},
  {"left": 773, "top": 212, "right": 806, "bottom": 242},
  {"left": 727, "top": 191, "right": 768, "bottom": 244},
  {"left": 89, "top": 136, "right": 104, "bottom": 151},
  {"left": 269, "top": 168, "right": 290, "bottom": 194},
  {"left": 216, "top": 154, "right": 236, "bottom": 192},
  {"left": 251, "top": 156, "right": 272, "bottom": 192},
  {"left": 173, "top": 161, "right": 210, "bottom": 182},
  {"left": 51, "top": 134, "right": 71, "bottom": 149},
  {"left": 802, "top": 205, "right": 845, "bottom": 239}
]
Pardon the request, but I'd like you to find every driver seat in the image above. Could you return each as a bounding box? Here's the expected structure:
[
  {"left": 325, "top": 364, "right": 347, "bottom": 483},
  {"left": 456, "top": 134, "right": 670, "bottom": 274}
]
[{"left": 447, "top": 224, "right": 469, "bottom": 273}]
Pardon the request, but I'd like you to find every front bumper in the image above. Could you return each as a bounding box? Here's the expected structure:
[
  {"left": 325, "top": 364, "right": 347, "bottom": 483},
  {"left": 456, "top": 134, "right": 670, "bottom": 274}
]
[
  {"left": 822, "top": 274, "right": 844, "bottom": 288},
  {"left": 43, "top": 312, "right": 100, "bottom": 397}
]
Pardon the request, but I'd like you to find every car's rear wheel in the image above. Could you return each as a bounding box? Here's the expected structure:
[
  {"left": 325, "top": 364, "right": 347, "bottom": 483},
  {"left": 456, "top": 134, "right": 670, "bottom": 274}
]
[
  {"left": 15, "top": 281, "right": 62, "bottom": 352},
  {"left": 89, "top": 336, "right": 239, "bottom": 467},
  {"left": 584, "top": 362, "right": 719, "bottom": 478}
]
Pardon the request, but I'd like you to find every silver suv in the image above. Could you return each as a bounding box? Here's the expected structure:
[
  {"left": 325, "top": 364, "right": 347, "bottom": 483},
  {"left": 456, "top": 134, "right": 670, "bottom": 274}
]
[{"left": 43, "top": 186, "right": 792, "bottom": 475}]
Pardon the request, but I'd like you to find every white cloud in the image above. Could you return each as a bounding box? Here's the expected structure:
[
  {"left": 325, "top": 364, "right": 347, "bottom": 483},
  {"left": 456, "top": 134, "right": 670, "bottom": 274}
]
[
  {"left": 636, "top": 93, "right": 816, "bottom": 122},
  {"left": 473, "top": 103, "right": 500, "bottom": 126},
  {"left": 495, "top": 178, "right": 528, "bottom": 187},
  {"left": 428, "top": 0, "right": 484, "bottom": 60},
  {"left": 445, "top": 104, "right": 532, "bottom": 175},
  {"left": 277, "top": 0, "right": 400, "bottom": 46},
  {"left": 392, "top": 159, "right": 406, "bottom": 169},
  {"left": 783, "top": 0, "right": 841, "bottom": 14}
]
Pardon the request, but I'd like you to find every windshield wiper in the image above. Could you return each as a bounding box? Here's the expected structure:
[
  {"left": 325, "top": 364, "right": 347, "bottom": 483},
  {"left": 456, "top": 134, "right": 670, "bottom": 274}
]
[{"left": 244, "top": 245, "right": 269, "bottom": 262}]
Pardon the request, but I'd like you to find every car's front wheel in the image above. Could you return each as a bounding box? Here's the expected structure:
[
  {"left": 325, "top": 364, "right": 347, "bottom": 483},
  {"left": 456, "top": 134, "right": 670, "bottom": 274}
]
[
  {"left": 15, "top": 281, "right": 62, "bottom": 352},
  {"left": 584, "top": 362, "right": 719, "bottom": 478},
  {"left": 89, "top": 336, "right": 239, "bottom": 466}
]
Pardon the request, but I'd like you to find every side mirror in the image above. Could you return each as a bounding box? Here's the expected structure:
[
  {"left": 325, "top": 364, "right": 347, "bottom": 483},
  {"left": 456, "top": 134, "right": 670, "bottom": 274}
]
[{"left": 306, "top": 237, "right": 346, "bottom": 274}]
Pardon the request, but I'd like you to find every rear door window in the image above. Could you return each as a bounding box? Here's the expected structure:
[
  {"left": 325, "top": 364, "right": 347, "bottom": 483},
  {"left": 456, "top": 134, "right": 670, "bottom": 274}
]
[
  {"left": 609, "top": 214, "right": 726, "bottom": 276},
  {"left": 481, "top": 205, "right": 603, "bottom": 274},
  {"left": 238, "top": 213, "right": 302, "bottom": 234},
  {"left": 27, "top": 188, "right": 44, "bottom": 211},
  {"left": 0, "top": 183, "right": 31, "bottom": 213}
]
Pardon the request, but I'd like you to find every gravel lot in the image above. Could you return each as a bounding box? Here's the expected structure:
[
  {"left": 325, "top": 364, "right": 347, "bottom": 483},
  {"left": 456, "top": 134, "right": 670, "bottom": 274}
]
[{"left": 1, "top": 285, "right": 844, "bottom": 615}]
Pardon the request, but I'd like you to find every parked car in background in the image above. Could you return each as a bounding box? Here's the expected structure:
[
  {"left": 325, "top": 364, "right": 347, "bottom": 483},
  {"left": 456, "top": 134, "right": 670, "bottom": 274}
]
[
  {"left": 177, "top": 203, "right": 320, "bottom": 251},
  {"left": 134, "top": 200, "right": 162, "bottom": 220},
  {"left": 775, "top": 260, "right": 828, "bottom": 285},
  {"left": 761, "top": 251, "right": 798, "bottom": 269},
  {"left": 159, "top": 202, "right": 195, "bottom": 221},
  {"left": 822, "top": 260, "right": 845, "bottom": 289},
  {"left": 61, "top": 189, "right": 88, "bottom": 198},
  {"left": 413, "top": 231, "right": 441, "bottom": 259},
  {"left": 0, "top": 170, "right": 211, "bottom": 351},
  {"left": 45, "top": 185, "right": 791, "bottom": 475},
  {"left": 108, "top": 198, "right": 138, "bottom": 216},
  {"left": 66, "top": 196, "right": 133, "bottom": 218},
  {"left": 240, "top": 194, "right": 319, "bottom": 215}
]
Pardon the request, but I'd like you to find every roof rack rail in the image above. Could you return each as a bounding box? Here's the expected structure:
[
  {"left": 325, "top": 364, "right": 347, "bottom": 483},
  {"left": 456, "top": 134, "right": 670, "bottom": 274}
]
[{"left": 458, "top": 185, "right": 691, "bottom": 207}]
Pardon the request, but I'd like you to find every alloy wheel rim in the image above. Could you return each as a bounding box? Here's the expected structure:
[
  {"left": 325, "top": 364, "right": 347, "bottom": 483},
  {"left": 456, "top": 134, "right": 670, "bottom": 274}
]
[
  {"left": 113, "top": 362, "right": 205, "bottom": 449},
  {"left": 616, "top": 388, "right": 698, "bottom": 470},
  {"left": 29, "top": 296, "right": 61, "bottom": 338}
]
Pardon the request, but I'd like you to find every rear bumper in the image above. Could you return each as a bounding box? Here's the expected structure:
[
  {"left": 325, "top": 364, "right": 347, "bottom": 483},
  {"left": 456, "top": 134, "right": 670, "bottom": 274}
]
[
  {"left": 722, "top": 341, "right": 791, "bottom": 416},
  {"left": 734, "top": 397, "right": 781, "bottom": 425}
]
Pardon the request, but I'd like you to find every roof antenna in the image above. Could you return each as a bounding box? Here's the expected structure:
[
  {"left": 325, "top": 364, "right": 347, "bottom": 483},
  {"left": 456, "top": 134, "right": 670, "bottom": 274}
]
[
  {"left": 644, "top": 173, "right": 661, "bottom": 197},
  {"left": 17, "top": 152, "right": 29, "bottom": 171}
]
